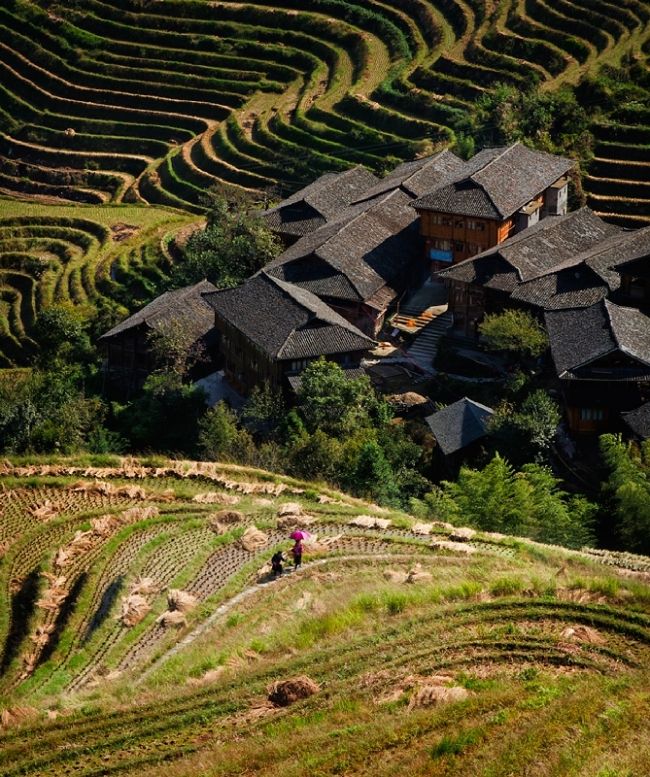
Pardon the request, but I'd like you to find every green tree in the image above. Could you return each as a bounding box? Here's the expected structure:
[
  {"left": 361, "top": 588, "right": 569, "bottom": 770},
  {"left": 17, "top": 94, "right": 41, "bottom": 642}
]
[
  {"left": 422, "top": 453, "right": 594, "bottom": 548},
  {"left": 147, "top": 315, "right": 207, "bottom": 378},
  {"left": 116, "top": 373, "right": 207, "bottom": 453},
  {"left": 599, "top": 434, "right": 650, "bottom": 554},
  {"left": 345, "top": 441, "right": 400, "bottom": 505},
  {"left": 490, "top": 390, "right": 560, "bottom": 464},
  {"left": 0, "top": 366, "right": 106, "bottom": 453},
  {"left": 479, "top": 309, "right": 548, "bottom": 359},
  {"left": 172, "top": 194, "right": 281, "bottom": 289},
  {"left": 32, "top": 304, "right": 95, "bottom": 371},
  {"left": 198, "top": 400, "right": 254, "bottom": 463},
  {"left": 241, "top": 382, "right": 286, "bottom": 442},
  {"left": 297, "top": 359, "right": 390, "bottom": 436}
]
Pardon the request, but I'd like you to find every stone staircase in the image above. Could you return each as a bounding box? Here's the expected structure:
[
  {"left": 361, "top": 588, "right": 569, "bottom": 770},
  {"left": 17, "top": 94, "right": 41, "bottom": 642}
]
[
  {"left": 406, "top": 310, "right": 453, "bottom": 372},
  {"left": 391, "top": 279, "right": 448, "bottom": 333}
]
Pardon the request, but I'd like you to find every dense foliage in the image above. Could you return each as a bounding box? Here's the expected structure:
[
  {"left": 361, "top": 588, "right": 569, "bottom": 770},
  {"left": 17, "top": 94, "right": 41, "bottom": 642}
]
[
  {"left": 478, "top": 309, "right": 549, "bottom": 359},
  {"left": 171, "top": 194, "right": 282, "bottom": 289},
  {"left": 599, "top": 434, "right": 650, "bottom": 555},
  {"left": 415, "top": 454, "right": 595, "bottom": 549}
]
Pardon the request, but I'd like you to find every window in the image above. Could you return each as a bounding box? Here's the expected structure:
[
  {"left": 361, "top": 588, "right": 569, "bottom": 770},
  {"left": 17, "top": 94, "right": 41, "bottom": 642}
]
[
  {"left": 433, "top": 238, "right": 452, "bottom": 251},
  {"left": 290, "top": 358, "right": 309, "bottom": 372},
  {"left": 467, "top": 220, "right": 485, "bottom": 231},
  {"left": 580, "top": 408, "right": 605, "bottom": 421},
  {"left": 455, "top": 219, "right": 464, "bottom": 229},
  {"left": 454, "top": 240, "right": 464, "bottom": 251}
]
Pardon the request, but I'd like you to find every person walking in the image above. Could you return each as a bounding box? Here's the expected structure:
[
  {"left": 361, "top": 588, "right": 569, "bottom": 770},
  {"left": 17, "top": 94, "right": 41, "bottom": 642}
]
[
  {"left": 271, "top": 550, "right": 285, "bottom": 577},
  {"left": 291, "top": 538, "right": 303, "bottom": 570}
]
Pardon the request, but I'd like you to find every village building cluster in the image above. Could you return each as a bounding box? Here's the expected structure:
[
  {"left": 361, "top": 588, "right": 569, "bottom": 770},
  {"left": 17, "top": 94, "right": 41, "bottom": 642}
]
[{"left": 100, "top": 142, "right": 650, "bottom": 455}]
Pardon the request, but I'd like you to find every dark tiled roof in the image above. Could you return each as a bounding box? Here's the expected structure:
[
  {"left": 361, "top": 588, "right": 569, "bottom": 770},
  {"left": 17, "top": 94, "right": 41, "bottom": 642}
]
[
  {"left": 99, "top": 279, "right": 217, "bottom": 342},
  {"left": 203, "top": 273, "right": 374, "bottom": 360},
  {"left": 425, "top": 397, "right": 494, "bottom": 456},
  {"left": 265, "top": 189, "right": 420, "bottom": 303},
  {"left": 438, "top": 208, "right": 621, "bottom": 303},
  {"left": 261, "top": 166, "right": 379, "bottom": 237},
  {"left": 412, "top": 143, "right": 574, "bottom": 219},
  {"left": 545, "top": 299, "right": 650, "bottom": 379},
  {"left": 621, "top": 401, "right": 650, "bottom": 440},
  {"left": 352, "top": 150, "right": 465, "bottom": 203},
  {"left": 511, "top": 265, "right": 609, "bottom": 310}
]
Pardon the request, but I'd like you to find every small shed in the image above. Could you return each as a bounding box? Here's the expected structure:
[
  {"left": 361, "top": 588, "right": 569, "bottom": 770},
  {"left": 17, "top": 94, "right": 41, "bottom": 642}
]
[{"left": 425, "top": 397, "right": 494, "bottom": 470}]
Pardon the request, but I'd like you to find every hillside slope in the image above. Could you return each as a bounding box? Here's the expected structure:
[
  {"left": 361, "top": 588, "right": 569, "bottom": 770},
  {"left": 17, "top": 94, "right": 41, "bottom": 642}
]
[
  {"left": 1, "top": 0, "right": 648, "bottom": 222},
  {"left": 0, "top": 458, "right": 649, "bottom": 776}
]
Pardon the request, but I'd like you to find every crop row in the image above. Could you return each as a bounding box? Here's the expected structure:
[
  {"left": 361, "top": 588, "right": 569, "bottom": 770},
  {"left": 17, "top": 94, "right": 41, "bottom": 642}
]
[{"left": 0, "top": 0, "right": 645, "bottom": 213}]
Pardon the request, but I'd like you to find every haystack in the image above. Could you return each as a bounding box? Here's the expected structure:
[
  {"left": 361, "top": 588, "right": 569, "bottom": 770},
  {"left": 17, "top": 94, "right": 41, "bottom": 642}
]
[
  {"left": 561, "top": 625, "right": 606, "bottom": 645},
  {"left": 193, "top": 492, "right": 240, "bottom": 505},
  {"left": 408, "top": 684, "right": 469, "bottom": 711},
  {"left": 119, "top": 593, "right": 151, "bottom": 627},
  {"left": 0, "top": 706, "right": 37, "bottom": 730},
  {"left": 406, "top": 564, "right": 432, "bottom": 584},
  {"left": 157, "top": 610, "right": 187, "bottom": 628},
  {"left": 449, "top": 527, "right": 476, "bottom": 542},
  {"left": 268, "top": 676, "right": 320, "bottom": 707},
  {"left": 348, "top": 515, "right": 377, "bottom": 529},
  {"left": 167, "top": 589, "right": 197, "bottom": 613},
  {"left": 277, "top": 502, "right": 303, "bottom": 517},
  {"left": 384, "top": 569, "right": 408, "bottom": 584},
  {"left": 431, "top": 540, "right": 476, "bottom": 555},
  {"left": 29, "top": 501, "right": 58, "bottom": 521},
  {"left": 214, "top": 510, "right": 244, "bottom": 525},
  {"left": 130, "top": 577, "right": 158, "bottom": 596},
  {"left": 240, "top": 526, "right": 268, "bottom": 552},
  {"left": 115, "top": 485, "right": 147, "bottom": 500}
]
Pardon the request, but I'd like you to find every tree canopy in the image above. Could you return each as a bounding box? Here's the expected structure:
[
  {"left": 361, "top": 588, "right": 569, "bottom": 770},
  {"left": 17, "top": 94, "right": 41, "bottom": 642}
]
[
  {"left": 479, "top": 309, "right": 549, "bottom": 359},
  {"left": 419, "top": 453, "right": 595, "bottom": 549},
  {"left": 172, "top": 194, "right": 281, "bottom": 289}
]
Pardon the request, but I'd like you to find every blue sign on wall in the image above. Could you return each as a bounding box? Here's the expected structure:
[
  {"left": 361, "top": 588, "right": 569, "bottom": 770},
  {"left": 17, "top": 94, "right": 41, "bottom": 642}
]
[{"left": 429, "top": 248, "right": 453, "bottom": 263}]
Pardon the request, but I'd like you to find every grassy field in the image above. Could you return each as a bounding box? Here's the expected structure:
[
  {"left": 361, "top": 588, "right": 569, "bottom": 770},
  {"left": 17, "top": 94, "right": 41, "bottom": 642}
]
[{"left": 0, "top": 457, "right": 648, "bottom": 775}]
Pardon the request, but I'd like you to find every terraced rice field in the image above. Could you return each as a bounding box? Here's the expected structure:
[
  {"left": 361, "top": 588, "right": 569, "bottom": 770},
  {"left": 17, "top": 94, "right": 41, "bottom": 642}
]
[
  {"left": 1, "top": 0, "right": 648, "bottom": 216},
  {"left": 0, "top": 199, "right": 196, "bottom": 365},
  {"left": 0, "top": 458, "right": 649, "bottom": 775}
]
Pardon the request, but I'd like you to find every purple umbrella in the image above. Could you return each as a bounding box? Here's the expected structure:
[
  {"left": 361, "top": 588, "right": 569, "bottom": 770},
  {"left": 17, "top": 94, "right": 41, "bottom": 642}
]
[{"left": 290, "top": 530, "right": 312, "bottom": 541}]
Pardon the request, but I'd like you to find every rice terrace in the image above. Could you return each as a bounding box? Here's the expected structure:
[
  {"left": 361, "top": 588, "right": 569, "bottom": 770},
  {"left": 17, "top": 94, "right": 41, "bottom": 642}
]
[
  {"left": 0, "top": 457, "right": 649, "bottom": 776},
  {"left": 0, "top": 0, "right": 649, "bottom": 361},
  {"left": 1, "top": 0, "right": 650, "bottom": 774}
]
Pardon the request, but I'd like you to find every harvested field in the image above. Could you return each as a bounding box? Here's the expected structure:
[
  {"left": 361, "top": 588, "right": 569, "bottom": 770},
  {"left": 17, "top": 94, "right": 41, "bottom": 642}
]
[{"left": 0, "top": 456, "right": 647, "bottom": 775}]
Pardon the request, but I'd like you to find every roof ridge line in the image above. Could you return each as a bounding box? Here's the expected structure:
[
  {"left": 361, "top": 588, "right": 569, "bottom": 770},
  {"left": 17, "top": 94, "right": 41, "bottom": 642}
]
[{"left": 469, "top": 143, "right": 516, "bottom": 182}]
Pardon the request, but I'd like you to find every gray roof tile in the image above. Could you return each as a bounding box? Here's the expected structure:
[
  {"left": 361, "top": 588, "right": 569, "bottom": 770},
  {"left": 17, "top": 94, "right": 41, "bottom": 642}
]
[
  {"left": 438, "top": 208, "right": 622, "bottom": 305},
  {"left": 412, "top": 143, "right": 574, "bottom": 219},
  {"left": 425, "top": 397, "right": 494, "bottom": 456},
  {"left": 352, "top": 150, "right": 465, "bottom": 203},
  {"left": 265, "top": 189, "right": 420, "bottom": 303},
  {"left": 621, "top": 401, "right": 650, "bottom": 440},
  {"left": 261, "top": 166, "right": 379, "bottom": 237},
  {"left": 99, "top": 279, "right": 217, "bottom": 342},
  {"left": 203, "top": 273, "right": 374, "bottom": 360},
  {"left": 545, "top": 299, "right": 650, "bottom": 379}
]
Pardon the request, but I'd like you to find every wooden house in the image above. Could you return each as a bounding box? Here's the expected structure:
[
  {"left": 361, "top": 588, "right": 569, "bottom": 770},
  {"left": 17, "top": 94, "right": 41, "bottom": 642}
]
[
  {"left": 411, "top": 143, "right": 574, "bottom": 273},
  {"left": 436, "top": 208, "right": 620, "bottom": 336},
  {"left": 425, "top": 397, "right": 494, "bottom": 473},
  {"left": 264, "top": 189, "right": 422, "bottom": 337},
  {"left": 545, "top": 299, "right": 650, "bottom": 434},
  {"left": 99, "top": 279, "right": 217, "bottom": 399},
  {"left": 202, "top": 272, "right": 375, "bottom": 395}
]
